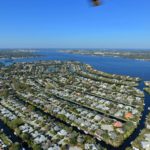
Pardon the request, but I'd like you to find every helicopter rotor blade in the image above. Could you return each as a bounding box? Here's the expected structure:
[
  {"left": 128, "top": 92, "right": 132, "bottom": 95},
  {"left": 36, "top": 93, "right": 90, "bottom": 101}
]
[{"left": 92, "top": 0, "right": 101, "bottom": 6}]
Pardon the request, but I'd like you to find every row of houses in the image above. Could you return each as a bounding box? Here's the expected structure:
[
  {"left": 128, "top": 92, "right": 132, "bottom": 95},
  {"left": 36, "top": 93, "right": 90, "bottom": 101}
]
[
  {"left": 0, "top": 95, "right": 103, "bottom": 150},
  {"left": 51, "top": 88, "right": 140, "bottom": 123}
]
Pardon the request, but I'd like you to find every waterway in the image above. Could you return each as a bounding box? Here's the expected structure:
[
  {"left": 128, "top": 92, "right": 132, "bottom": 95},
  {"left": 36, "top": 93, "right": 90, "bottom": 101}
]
[
  {"left": 0, "top": 119, "right": 30, "bottom": 149},
  {"left": 0, "top": 49, "right": 150, "bottom": 150}
]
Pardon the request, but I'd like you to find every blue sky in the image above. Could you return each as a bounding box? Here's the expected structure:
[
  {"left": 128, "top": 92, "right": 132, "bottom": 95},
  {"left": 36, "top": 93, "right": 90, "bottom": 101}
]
[{"left": 0, "top": 0, "right": 150, "bottom": 49}]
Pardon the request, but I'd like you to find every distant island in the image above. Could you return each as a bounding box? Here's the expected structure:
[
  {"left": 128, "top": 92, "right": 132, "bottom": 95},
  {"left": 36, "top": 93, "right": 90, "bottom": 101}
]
[
  {"left": 60, "top": 49, "right": 150, "bottom": 61},
  {"left": 0, "top": 49, "right": 41, "bottom": 59}
]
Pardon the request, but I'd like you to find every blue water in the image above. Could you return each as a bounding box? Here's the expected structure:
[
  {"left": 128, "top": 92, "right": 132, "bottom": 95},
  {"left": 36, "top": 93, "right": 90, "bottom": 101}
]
[
  {"left": 2, "top": 49, "right": 150, "bottom": 79},
  {"left": 0, "top": 49, "right": 150, "bottom": 149}
]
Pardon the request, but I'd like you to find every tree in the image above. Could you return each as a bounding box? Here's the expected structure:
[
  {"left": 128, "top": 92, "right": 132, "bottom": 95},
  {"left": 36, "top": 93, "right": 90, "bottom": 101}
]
[
  {"left": 9, "top": 142, "right": 21, "bottom": 150},
  {"left": 32, "top": 144, "right": 42, "bottom": 150},
  {"left": 10, "top": 118, "right": 23, "bottom": 129},
  {"left": 27, "top": 104, "right": 36, "bottom": 111},
  {"left": 22, "top": 133, "right": 30, "bottom": 141}
]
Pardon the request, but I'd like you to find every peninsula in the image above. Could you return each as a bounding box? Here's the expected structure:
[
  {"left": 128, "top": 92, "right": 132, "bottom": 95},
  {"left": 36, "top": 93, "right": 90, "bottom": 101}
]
[
  {"left": 144, "top": 81, "right": 150, "bottom": 94},
  {"left": 0, "top": 61, "right": 144, "bottom": 149}
]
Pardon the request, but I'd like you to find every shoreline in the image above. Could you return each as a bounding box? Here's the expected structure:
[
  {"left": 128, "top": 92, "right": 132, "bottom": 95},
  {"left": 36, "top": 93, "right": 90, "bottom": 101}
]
[{"left": 60, "top": 50, "right": 150, "bottom": 62}]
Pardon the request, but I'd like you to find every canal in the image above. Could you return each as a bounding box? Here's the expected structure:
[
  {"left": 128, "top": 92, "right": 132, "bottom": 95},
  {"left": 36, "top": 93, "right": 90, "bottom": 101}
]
[{"left": 0, "top": 119, "right": 30, "bottom": 149}]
